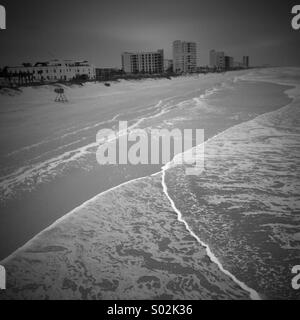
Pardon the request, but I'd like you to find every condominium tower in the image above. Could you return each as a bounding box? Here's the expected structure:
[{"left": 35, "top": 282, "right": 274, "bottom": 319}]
[
  {"left": 243, "top": 56, "right": 250, "bottom": 68},
  {"left": 122, "top": 50, "right": 164, "bottom": 74},
  {"left": 173, "top": 41, "right": 197, "bottom": 73},
  {"left": 210, "top": 50, "right": 225, "bottom": 70}
]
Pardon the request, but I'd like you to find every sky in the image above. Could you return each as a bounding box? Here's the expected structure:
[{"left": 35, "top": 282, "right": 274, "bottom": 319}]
[{"left": 0, "top": 0, "right": 299, "bottom": 68}]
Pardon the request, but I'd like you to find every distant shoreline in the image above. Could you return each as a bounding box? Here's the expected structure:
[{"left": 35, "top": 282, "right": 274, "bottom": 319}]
[{"left": 0, "top": 68, "right": 257, "bottom": 92}]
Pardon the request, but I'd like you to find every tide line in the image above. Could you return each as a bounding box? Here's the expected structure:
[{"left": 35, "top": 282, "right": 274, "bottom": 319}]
[{"left": 161, "top": 167, "right": 261, "bottom": 300}]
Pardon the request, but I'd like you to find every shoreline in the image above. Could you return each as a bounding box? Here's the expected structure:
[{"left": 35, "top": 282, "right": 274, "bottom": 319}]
[
  {"left": 0, "top": 68, "right": 258, "bottom": 92},
  {"left": 0, "top": 76, "right": 296, "bottom": 300},
  {"left": 0, "top": 69, "right": 255, "bottom": 260},
  {"left": 160, "top": 80, "right": 297, "bottom": 301},
  {"left": 0, "top": 69, "right": 298, "bottom": 299},
  {"left": 1, "top": 76, "right": 294, "bottom": 264}
]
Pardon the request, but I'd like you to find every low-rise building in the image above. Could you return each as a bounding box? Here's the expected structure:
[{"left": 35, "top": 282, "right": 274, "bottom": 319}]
[
  {"left": 196, "top": 66, "right": 210, "bottom": 73},
  {"left": 96, "top": 68, "right": 123, "bottom": 81},
  {"left": 6, "top": 60, "right": 96, "bottom": 85},
  {"left": 234, "top": 61, "right": 245, "bottom": 69}
]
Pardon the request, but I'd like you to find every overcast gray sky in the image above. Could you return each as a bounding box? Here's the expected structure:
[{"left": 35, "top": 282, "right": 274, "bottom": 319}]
[{"left": 0, "top": 0, "right": 299, "bottom": 68}]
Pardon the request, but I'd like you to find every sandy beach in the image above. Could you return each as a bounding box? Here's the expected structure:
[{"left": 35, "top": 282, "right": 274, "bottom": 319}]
[{"left": 0, "top": 68, "right": 299, "bottom": 299}]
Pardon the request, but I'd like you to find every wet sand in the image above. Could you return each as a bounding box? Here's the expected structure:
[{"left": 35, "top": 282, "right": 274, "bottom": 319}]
[
  {"left": 0, "top": 68, "right": 298, "bottom": 300},
  {"left": 0, "top": 72, "right": 292, "bottom": 260}
]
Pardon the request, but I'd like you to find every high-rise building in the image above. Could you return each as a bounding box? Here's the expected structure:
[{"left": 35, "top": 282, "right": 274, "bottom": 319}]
[
  {"left": 173, "top": 41, "right": 197, "bottom": 73},
  {"left": 243, "top": 56, "right": 250, "bottom": 68},
  {"left": 121, "top": 50, "right": 164, "bottom": 74},
  {"left": 225, "top": 56, "right": 234, "bottom": 70},
  {"left": 209, "top": 50, "right": 217, "bottom": 68},
  {"left": 209, "top": 50, "right": 225, "bottom": 70},
  {"left": 164, "top": 59, "right": 173, "bottom": 72}
]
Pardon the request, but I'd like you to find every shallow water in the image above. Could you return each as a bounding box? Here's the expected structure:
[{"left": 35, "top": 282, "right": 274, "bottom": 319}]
[{"left": 0, "top": 68, "right": 299, "bottom": 300}]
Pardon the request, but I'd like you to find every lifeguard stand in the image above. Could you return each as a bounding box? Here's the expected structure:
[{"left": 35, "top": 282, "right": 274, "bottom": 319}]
[{"left": 54, "top": 88, "right": 68, "bottom": 102}]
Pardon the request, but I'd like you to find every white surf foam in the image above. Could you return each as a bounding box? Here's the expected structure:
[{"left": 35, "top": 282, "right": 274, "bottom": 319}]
[
  {"left": 161, "top": 166, "right": 261, "bottom": 300},
  {"left": 0, "top": 172, "right": 159, "bottom": 265},
  {"left": 3, "top": 69, "right": 297, "bottom": 299},
  {"left": 158, "top": 69, "right": 300, "bottom": 301}
]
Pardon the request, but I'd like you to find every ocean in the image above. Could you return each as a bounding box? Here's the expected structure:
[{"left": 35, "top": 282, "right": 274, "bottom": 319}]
[{"left": 0, "top": 68, "right": 299, "bottom": 299}]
